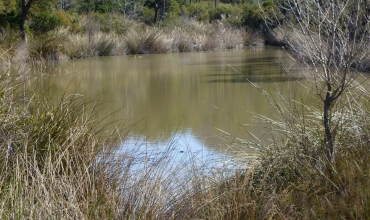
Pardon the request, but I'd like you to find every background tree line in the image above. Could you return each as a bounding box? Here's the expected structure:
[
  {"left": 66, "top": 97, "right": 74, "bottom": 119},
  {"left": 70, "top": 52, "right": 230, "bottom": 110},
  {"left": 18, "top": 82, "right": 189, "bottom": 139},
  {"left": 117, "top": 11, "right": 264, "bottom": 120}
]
[{"left": 0, "top": 0, "right": 273, "bottom": 39}]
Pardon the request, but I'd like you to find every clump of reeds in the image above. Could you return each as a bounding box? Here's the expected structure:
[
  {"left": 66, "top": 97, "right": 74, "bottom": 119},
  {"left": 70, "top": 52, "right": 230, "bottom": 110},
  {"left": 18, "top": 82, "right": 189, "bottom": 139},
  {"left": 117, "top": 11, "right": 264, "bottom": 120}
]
[
  {"left": 29, "top": 27, "right": 70, "bottom": 61},
  {"left": 124, "top": 26, "right": 172, "bottom": 54},
  {"left": 171, "top": 28, "right": 194, "bottom": 52},
  {"left": 170, "top": 18, "right": 246, "bottom": 52},
  {"left": 63, "top": 33, "right": 93, "bottom": 58},
  {"left": 92, "top": 32, "right": 120, "bottom": 56},
  {"left": 0, "top": 61, "right": 124, "bottom": 218}
]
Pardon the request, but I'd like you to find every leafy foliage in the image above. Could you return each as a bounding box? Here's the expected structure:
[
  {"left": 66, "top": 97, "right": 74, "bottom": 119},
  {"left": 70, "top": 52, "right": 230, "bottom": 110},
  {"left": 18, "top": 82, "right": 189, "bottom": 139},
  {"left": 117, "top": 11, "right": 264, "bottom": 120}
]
[
  {"left": 29, "top": 13, "right": 61, "bottom": 33},
  {"left": 0, "top": 0, "right": 17, "bottom": 13},
  {"left": 0, "top": 11, "right": 20, "bottom": 29}
]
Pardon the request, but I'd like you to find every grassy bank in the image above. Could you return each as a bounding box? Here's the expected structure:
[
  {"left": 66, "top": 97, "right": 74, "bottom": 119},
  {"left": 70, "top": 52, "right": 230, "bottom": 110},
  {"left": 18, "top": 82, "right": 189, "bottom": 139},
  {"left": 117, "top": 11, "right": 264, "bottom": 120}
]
[{"left": 0, "top": 17, "right": 256, "bottom": 62}]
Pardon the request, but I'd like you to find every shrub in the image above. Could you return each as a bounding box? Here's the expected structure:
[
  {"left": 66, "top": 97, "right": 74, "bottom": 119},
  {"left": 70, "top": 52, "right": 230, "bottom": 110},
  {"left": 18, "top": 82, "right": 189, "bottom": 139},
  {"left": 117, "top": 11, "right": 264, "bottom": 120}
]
[
  {"left": 29, "top": 12, "right": 61, "bottom": 34},
  {"left": 63, "top": 34, "right": 93, "bottom": 58},
  {"left": 125, "top": 27, "right": 172, "bottom": 54},
  {"left": 54, "top": 10, "right": 73, "bottom": 28},
  {"left": 241, "top": 3, "right": 264, "bottom": 30},
  {"left": 0, "top": 11, "right": 20, "bottom": 30},
  {"left": 93, "top": 33, "right": 119, "bottom": 56},
  {"left": 165, "top": 0, "right": 181, "bottom": 24},
  {"left": 141, "top": 6, "right": 156, "bottom": 24},
  {"left": 186, "top": 2, "right": 212, "bottom": 22},
  {"left": 29, "top": 28, "right": 69, "bottom": 60},
  {"left": 53, "top": 10, "right": 82, "bottom": 33},
  {"left": 209, "top": 3, "right": 243, "bottom": 26}
]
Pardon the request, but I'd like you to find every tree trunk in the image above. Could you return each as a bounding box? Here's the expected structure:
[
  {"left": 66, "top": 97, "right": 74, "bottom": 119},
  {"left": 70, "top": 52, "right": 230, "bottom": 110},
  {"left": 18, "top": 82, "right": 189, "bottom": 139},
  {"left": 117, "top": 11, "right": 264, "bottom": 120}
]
[
  {"left": 20, "top": 9, "right": 27, "bottom": 42},
  {"left": 153, "top": 7, "right": 158, "bottom": 24},
  {"left": 324, "top": 99, "right": 334, "bottom": 162},
  {"left": 162, "top": 0, "right": 165, "bottom": 21},
  {"left": 20, "top": 0, "right": 34, "bottom": 42}
]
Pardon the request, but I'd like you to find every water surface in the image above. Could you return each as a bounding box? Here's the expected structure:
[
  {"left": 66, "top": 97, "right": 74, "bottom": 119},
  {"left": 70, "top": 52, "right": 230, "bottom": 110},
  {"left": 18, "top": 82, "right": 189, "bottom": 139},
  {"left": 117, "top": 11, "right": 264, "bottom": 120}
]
[{"left": 37, "top": 48, "right": 309, "bottom": 164}]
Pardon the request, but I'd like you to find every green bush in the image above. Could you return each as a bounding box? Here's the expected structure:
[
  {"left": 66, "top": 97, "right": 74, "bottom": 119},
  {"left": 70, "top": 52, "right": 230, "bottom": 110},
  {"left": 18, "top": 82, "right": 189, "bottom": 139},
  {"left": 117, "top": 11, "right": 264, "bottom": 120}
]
[
  {"left": 180, "top": 5, "right": 189, "bottom": 17},
  {"left": 0, "top": 11, "right": 20, "bottom": 29},
  {"left": 165, "top": 0, "right": 181, "bottom": 24},
  {"left": 186, "top": 2, "right": 212, "bottom": 22},
  {"left": 210, "top": 3, "right": 233, "bottom": 21},
  {"left": 209, "top": 3, "right": 243, "bottom": 26},
  {"left": 141, "top": 6, "right": 156, "bottom": 24},
  {"left": 29, "top": 12, "right": 61, "bottom": 34},
  {"left": 241, "top": 1, "right": 281, "bottom": 30},
  {"left": 241, "top": 3, "right": 264, "bottom": 29},
  {"left": 54, "top": 10, "right": 73, "bottom": 28},
  {"left": 54, "top": 10, "right": 82, "bottom": 33},
  {"left": 105, "top": 13, "right": 138, "bottom": 34}
]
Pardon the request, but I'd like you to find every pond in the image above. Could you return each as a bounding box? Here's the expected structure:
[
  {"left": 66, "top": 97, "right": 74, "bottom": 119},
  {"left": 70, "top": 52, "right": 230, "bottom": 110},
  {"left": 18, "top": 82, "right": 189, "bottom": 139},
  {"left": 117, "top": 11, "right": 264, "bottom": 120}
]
[{"left": 36, "top": 48, "right": 310, "bottom": 168}]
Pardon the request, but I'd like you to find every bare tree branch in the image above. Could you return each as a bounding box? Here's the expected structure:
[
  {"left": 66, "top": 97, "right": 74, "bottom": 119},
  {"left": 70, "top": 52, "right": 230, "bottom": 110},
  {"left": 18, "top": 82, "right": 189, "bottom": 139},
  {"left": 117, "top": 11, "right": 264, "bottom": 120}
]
[{"left": 261, "top": 0, "right": 370, "bottom": 162}]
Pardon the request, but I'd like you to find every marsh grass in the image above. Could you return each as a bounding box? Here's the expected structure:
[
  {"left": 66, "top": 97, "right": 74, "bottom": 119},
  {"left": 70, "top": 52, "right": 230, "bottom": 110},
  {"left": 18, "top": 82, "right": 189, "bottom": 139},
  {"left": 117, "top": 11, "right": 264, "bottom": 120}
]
[
  {"left": 0, "top": 63, "right": 123, "bottom": 218},
  {"left": 171, "top": 19, "right": 247, "bottom": 52},
  {"left": 0, "top": 29, "right": 27, "bottom": 63},
  {"left": 29, "top": 28, "right": 70, "bottom": 61},
  {"left": 14, "top": 18, "right": 250, "bottom": 61},
  {"left": 124, "top": 27, "right": 172, "bottom": 54},
  {"left": 64, "top": 34, "right": 94, "bottom": 58},
  {"left": 93, "top": 33, "right": 120, "bottom": 56}
]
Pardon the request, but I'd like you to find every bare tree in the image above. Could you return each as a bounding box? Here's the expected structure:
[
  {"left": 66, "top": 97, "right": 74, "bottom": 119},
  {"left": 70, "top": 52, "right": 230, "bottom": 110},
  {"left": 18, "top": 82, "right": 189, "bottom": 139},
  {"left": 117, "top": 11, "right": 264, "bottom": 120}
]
[{"left": 262, "top": 0, "right": 370, "bottom": 162}]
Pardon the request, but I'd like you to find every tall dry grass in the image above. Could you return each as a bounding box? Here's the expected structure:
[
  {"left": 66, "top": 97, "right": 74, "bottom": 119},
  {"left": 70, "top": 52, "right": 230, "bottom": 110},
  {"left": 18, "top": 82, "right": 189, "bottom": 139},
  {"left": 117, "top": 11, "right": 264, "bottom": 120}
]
[
  {"left": 121, "top": 19, "right": 247, "bottom": 54},
  {"left": 0, "top": 28, "right": 27, "bottom": 63},
  {"left": 0, "top": 60, "right": 124, "bottom": 218},
  {"left": 170, "top": 19, "right": 247, "bottom": 52},
  {"left": 0, "top": 60, "right": 113, "bottom": 218},
  {"left": 2, "top": 18, "right": 252, "bottom": 61},
  {"left": 124, "top": 26, "right": 172, "bottom": 54}
]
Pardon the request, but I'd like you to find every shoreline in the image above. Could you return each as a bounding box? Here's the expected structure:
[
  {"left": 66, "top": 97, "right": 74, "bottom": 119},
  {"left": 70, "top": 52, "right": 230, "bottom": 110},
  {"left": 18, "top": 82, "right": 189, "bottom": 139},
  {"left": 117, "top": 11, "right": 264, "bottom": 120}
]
[{"left": 1, "top": 21, "right": 265, "bottom": 64}]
